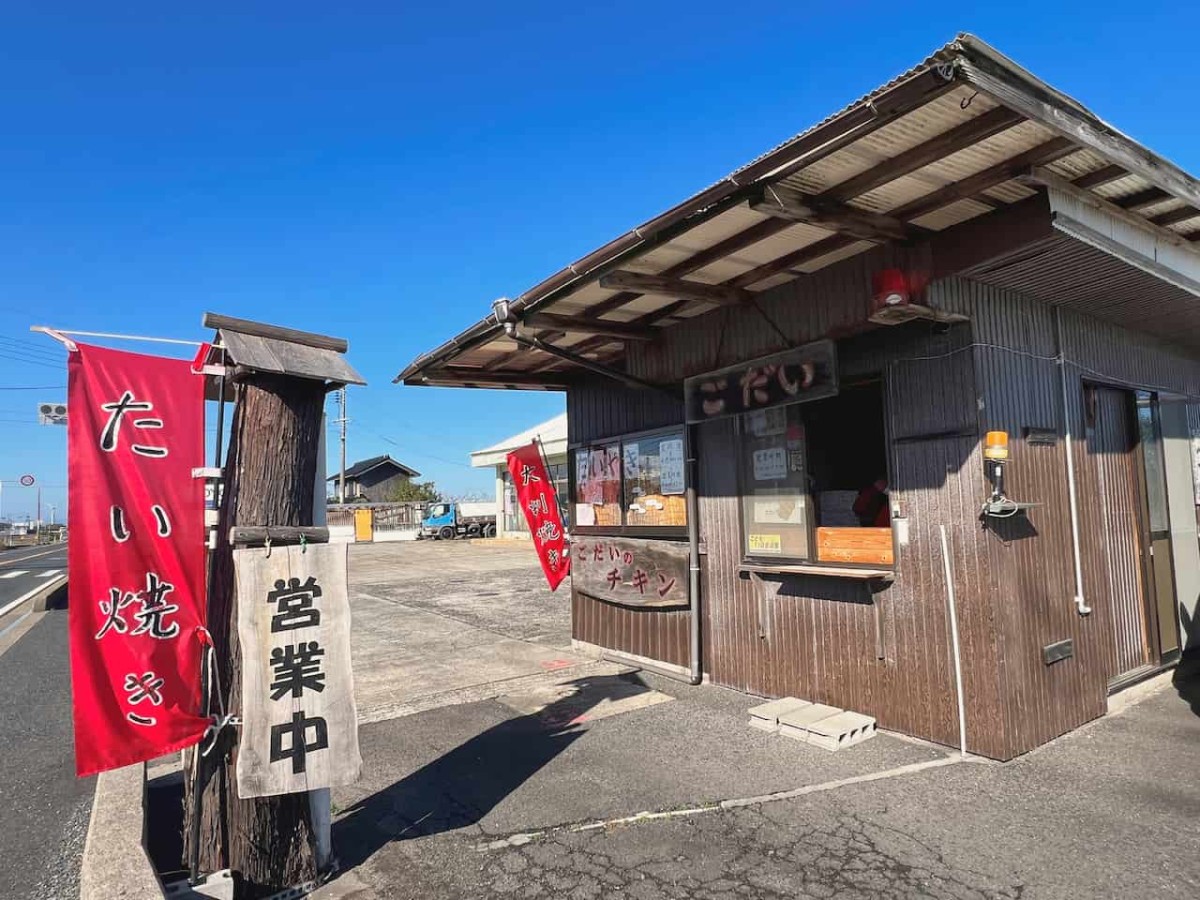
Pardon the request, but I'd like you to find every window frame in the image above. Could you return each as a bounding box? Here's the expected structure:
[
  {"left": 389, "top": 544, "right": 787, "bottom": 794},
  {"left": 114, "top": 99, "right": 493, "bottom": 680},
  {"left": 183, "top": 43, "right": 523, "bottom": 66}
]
[
  {"left": 568, "top": 424, "right": 689, "bottom": 538},
  {"left": 735, "top": 376, "right": 896, "bottom": 572}
]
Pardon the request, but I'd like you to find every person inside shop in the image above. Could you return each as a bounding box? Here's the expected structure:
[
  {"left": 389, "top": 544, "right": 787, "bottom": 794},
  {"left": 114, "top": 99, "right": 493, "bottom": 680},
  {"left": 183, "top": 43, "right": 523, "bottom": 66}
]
[{"left": 852, "top": 476, "right": 890, "bottom": 527}]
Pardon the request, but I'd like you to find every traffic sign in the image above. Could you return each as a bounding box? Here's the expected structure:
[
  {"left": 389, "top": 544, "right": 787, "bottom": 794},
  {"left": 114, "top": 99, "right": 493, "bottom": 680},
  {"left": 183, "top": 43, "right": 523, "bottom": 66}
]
[{"left": 19, "top": 474, "right": 35, "bottom": 487}]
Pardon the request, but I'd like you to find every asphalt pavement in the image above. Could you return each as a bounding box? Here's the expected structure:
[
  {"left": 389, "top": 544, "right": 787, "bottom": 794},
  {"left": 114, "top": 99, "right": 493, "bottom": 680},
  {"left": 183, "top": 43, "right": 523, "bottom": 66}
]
[
  {"left": 0, "top": 543, "right": 86, "bottom": 900},
  {"left": 0, "top": 598, "right": 95, "bottom": 900},
  {"left": 0, "top": 543, "right": 68, "bottom": 614}
]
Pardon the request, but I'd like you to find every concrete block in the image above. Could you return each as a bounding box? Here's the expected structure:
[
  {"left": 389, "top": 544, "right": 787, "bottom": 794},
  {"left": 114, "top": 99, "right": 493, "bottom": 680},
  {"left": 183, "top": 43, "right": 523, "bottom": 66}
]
[
  {"left": 804, "top": 711, "right": 877, "bottom": 752},
  {"left": 747, "top": 697, "right": 811, "bottom": 733},
  {"left": 777, "top": 703, "right": 842, "bottom": 742}
]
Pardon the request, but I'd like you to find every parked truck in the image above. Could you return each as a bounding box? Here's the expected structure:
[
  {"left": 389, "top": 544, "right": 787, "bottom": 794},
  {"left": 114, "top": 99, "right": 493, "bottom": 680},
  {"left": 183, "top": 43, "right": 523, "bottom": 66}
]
[{"left": 418, "top": 501, "right": 497, "bottom": 540}]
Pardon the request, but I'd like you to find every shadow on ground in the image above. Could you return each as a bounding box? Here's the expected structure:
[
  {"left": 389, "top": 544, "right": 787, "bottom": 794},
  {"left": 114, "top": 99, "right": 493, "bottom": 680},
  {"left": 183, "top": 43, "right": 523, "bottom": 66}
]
[
  {"left": 1173, "top": 649, "right": 1200, "bottom": 717},
  {"left": 331, "top": 673, "right": 644, "bottom": 873}
]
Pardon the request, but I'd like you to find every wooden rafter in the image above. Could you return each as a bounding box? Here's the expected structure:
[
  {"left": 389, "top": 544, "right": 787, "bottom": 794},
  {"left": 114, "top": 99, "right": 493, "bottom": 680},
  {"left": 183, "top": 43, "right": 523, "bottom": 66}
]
[
  {"left": 598, "top": 270, "right": 753, "bottom": 306},
  {"left": 1073, "top": 164, "right": 1126, "bottom": 190},
  {"left": 565, "top": 137, "right": 1082, "bottom": 361},
  {"left": 520, "top": 312, "right": 659, "bottom": 341},
  {"left": 818, "top": 106, "right": 1024, "bottom": 203},
  {"left": 417, "top": 367, "right": 571, "bottom": 389},
  {"left": 1150, "top": 206, "right": 1200, "bottom": 228},
  {"left": 750, "top": 184, "right": 918, "bottom": 242},
  {"left": 1114, "top": 187, "right": 1172, "bottom": 212}
]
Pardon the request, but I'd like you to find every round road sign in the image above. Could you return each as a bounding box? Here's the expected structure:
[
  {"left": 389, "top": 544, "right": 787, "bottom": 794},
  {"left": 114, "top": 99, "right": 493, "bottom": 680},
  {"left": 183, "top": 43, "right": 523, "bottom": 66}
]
[{"left": 19, "top": 474, "right": 35, "bottom": 487}]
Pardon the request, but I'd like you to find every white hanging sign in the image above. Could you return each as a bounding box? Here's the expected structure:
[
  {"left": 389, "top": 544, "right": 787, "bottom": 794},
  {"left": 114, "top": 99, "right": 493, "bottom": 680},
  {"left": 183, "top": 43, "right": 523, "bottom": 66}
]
[{"left": 234, "top": 542, "right": 361, "bottom": 799}]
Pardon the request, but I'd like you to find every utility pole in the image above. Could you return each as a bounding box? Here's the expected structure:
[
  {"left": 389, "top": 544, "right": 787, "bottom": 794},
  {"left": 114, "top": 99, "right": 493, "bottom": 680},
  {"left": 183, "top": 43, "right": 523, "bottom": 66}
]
[{"left": 337, "top": 387, "right": 347, "bottom": 504}]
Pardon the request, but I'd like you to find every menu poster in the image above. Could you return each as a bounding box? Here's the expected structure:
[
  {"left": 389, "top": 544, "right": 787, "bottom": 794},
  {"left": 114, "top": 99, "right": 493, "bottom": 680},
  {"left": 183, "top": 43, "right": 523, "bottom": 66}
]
[
  {"left": 623, "top": 443, "right": 641, "bottom": 480},
  {"left": 753, "top": 446, "right": 787, "bottom": 482},
  {"left": 659, "top": 439, "right": 685, "bottom": 495}
]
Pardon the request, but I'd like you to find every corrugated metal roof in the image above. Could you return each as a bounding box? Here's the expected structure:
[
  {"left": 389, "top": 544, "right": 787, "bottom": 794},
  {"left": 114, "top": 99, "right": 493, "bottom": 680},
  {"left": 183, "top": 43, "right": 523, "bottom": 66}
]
[{"left": 398, "top": 34, "right": 1200, "bottom": 388}]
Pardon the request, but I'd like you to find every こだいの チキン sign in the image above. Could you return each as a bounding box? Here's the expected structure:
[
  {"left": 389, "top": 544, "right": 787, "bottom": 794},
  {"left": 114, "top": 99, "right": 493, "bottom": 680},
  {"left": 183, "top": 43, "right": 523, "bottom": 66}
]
[
  {"left": 234, "top": 542, "right": 361, "bottom": 799},
  {"left": 572, "top": 536, "right": 689, "bottom": 608}
]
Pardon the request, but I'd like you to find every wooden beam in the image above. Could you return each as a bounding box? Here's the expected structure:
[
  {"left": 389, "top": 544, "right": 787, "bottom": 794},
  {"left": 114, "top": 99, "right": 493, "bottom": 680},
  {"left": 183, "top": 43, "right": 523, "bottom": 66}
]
[
  {"left": 599, "top": 270, "right": 752, "bottom": 307},
  {"left": 818, "top": 107, "right": 1024, "bottom": 203},
  {"left": 1114, "top": 187, "right": 1172, "bottom": 212},
  {"left": 521, "top": 312, "right": 658, "bottom": 341},
  {"left": 1073, "top": 164, "right": 1126, "bottom": 190},
  {"left": 416, "top": 367, "right": 571, "bottom": 389},
  {"left": 1150, "top": 205, "right": 1200, "bottom": 228},
  {"left": 751, "top": 184, "right": 917, "bottom": 242},
  {"left": 890, "top": 137, "right": 1076, "bottom": 223},
  {"left": 728, "top": 234, "right": 860, "bottom": 290}
]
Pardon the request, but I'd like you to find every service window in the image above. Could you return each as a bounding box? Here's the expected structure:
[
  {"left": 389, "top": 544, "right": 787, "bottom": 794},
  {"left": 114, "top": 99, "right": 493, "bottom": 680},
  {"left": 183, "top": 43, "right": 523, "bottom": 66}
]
[
  {"left": 739, "top": 381, "right": 894, "bottom": 567},
  {"left": 571, "top": 429, "right": 687, "bottom": 533}
]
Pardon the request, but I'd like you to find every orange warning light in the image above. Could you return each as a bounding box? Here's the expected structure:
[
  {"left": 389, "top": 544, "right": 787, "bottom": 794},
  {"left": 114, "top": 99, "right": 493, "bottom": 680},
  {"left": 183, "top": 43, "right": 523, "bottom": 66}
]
[{"left": 983, "top": 431, "right": 1010, "bottom": 461}]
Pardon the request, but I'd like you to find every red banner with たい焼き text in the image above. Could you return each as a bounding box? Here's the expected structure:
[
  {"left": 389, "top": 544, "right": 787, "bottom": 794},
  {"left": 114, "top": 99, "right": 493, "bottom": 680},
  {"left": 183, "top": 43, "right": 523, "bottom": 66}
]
[
  {"left": 507, "top": 441, "right": 570, "bottom": 591},
  {"left": 67, "top": 343, "right": 210, "bottom": 776}
]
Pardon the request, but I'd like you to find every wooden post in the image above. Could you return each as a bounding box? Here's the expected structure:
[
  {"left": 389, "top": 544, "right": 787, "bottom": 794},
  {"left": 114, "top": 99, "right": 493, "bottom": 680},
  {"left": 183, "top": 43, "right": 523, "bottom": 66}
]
[{"left": 185, "top": 373, "right": 326, "bottom": 897}]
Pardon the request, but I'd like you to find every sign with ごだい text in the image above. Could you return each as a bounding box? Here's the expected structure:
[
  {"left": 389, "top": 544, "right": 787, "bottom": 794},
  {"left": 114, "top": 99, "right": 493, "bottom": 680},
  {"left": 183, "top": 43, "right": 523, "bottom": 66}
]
[{"left": 234, "top": 542, "right": 361, "bottom": 799}]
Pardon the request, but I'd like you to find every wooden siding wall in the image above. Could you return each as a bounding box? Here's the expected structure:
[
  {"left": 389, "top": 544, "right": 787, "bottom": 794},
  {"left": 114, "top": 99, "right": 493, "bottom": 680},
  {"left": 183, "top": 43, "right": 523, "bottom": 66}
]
[
  {"left": 567, "top": 241, "right": 1200, "bottom": 759},
  {"left": 615, "top": 245, "right": 1014, "bottom": 759},
  {"left": 566, "top": 382, "right": 691, "bottom": 668},
  {"left": 928, "top": 277, "right": 1200, "bottom": 756}
]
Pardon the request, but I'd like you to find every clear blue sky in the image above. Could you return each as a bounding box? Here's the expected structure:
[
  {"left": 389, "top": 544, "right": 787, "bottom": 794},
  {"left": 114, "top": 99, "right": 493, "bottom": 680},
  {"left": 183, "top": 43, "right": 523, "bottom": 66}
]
[{"left": 2, "top": 2, "right": 1197, "bottom": 520}]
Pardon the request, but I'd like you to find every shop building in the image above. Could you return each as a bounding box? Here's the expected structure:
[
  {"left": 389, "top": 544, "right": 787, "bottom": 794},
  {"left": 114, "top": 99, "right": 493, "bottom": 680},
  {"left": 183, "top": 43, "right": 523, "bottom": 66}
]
[
  {"left": 398, "top": 35, "right": 1200, "bottom": 759},
  {"left": 470, "top": 413, "right": 569, "bottom": 539}
]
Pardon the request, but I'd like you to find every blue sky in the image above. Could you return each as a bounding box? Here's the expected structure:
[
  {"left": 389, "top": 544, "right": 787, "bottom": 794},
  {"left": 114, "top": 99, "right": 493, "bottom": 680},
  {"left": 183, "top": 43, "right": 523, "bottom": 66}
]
[{"left": 2, "top": 2, "right": 1197, "bottom": 520}]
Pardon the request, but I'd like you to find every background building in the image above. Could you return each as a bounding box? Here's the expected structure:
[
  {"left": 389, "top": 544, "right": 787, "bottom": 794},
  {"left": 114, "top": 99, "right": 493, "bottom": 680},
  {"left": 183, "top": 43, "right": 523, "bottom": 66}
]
[
  {"left": 327, "top": 454, "right": 420, "bottom": 502},
  {"left": 470, "top": 413, "right": 568, "bottom": 538}
]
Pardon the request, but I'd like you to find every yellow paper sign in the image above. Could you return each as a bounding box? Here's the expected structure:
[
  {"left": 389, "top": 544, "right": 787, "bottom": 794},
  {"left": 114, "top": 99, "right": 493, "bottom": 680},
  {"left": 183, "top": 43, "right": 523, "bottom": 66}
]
[{"left": 748, "top": 533, "right": 782, "bottom": 554}]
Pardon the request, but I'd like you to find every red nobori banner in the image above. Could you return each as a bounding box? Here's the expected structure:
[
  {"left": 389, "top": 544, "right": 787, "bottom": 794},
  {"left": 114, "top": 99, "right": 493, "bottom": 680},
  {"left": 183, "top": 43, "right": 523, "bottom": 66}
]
[
  {"left": 68, "top": 343, "right": 209, "bottom": 776},
  {"left": 507, "top": 441, "right": 570, "bottom": 591}
]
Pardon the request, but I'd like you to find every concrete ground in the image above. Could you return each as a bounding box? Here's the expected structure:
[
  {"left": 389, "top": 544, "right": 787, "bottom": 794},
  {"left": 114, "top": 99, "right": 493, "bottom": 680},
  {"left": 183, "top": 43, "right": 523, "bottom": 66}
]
[
  {"left": 320, "top": 542, "right": 1200, "bottom": 899},
  {"left": 347, "top": 540, "right": 615, "bottom": 725}
]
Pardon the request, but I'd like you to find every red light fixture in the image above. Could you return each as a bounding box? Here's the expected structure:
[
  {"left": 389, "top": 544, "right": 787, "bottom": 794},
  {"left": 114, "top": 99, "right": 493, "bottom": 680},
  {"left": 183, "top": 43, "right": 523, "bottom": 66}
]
[{"left": 872, "top": 269, "right": 910, "bottom": 309}]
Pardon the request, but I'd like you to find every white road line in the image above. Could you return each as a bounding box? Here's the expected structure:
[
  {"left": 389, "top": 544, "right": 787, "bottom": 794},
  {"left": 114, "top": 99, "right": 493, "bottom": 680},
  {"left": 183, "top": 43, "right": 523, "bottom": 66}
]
[
  {"left": 0, "top": 544, "right": 66, "bottom": 566},
  {"left": 0, "top": 571, "right": 28, "bottom": 579},
  {"left": 36, "top": 569, "right": 62, "bottom": 578},
  {"left": 0, "top": 573, "right": 68, "bottom": 619}
]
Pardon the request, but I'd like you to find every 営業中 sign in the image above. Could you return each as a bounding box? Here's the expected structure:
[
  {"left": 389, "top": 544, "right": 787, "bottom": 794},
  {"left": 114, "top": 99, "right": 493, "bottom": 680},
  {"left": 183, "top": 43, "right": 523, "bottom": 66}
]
[{"left": 234, "top": 542, "right": 361, "bottom": 799}]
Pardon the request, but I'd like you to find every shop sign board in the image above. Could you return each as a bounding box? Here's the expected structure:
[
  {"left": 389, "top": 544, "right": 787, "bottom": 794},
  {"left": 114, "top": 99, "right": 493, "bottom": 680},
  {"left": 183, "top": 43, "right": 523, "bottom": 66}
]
[
  {"left": 235, "top": 542, "right": 362, "bottom": 799},
  {"left": 572, "top": 536, "right": 689, "bottom": 608},
  {"left": 684, "top": 339, "right": 838, "bottom": 424}
]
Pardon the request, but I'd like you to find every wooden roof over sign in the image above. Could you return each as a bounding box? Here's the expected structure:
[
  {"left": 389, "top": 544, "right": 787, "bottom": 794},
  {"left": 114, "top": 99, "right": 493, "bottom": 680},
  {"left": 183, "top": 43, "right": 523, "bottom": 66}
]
[
  {"left": 203, "top": 313, "right": 366, "bottom": 388},
  {"left": 396, "top": 33, "right": 1200, "bottom": 391}
]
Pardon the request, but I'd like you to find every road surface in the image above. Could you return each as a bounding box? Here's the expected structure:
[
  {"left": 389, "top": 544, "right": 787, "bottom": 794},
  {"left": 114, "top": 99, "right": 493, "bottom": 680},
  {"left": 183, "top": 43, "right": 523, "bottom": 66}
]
[
  {"left": 0, "top": 543, "right": 68, "bottom": 617},
  {"left": 0, "top": 543, "right": 90, "bottom": 900}
]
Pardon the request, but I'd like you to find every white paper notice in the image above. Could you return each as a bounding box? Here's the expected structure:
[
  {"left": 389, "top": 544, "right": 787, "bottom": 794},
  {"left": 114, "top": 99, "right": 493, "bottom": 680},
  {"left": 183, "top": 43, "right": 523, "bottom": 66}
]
[
  {"left": 659, "top": 438, "right": 685, "bottom": 495},
  {"left": 753, "top": 447, "right": 787, "bottom": 481},
  {"left": 574, "top": 503, "right": 596, "bottom": 527},
  {"left": 753, "top": 497, "right": 805, "bottom": 525},
  {"left": 623, "top": 443, "right": 641, "bottom": 480}
]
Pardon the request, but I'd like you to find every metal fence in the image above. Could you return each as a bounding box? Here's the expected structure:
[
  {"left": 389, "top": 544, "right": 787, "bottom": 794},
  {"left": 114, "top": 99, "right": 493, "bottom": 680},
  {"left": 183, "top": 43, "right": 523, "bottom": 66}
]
[{"left": 326, "top": 502, "right": 427, "bottom": 534}]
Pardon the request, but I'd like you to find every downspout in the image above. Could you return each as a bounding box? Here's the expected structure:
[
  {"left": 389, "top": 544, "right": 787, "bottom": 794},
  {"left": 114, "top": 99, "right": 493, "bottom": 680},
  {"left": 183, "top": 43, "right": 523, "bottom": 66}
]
[
  {"left": 1054, "top": 307, "right": 1092, "bottom": 616},
  {"left": 684, "top": 423, "right": 703, "bottom": 684}
]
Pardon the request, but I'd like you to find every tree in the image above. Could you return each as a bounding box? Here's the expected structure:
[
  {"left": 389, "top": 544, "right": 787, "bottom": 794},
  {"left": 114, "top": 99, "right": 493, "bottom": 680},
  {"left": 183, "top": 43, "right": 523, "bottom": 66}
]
[{"left": 385, "top": 479, "right": 441, "bottom": 503}]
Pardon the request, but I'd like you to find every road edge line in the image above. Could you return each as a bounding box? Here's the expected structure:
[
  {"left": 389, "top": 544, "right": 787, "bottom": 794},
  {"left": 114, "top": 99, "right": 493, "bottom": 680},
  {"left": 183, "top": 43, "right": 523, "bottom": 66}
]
[{"left": 0, "top": 573, "right": 68, "bottom": 619}]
